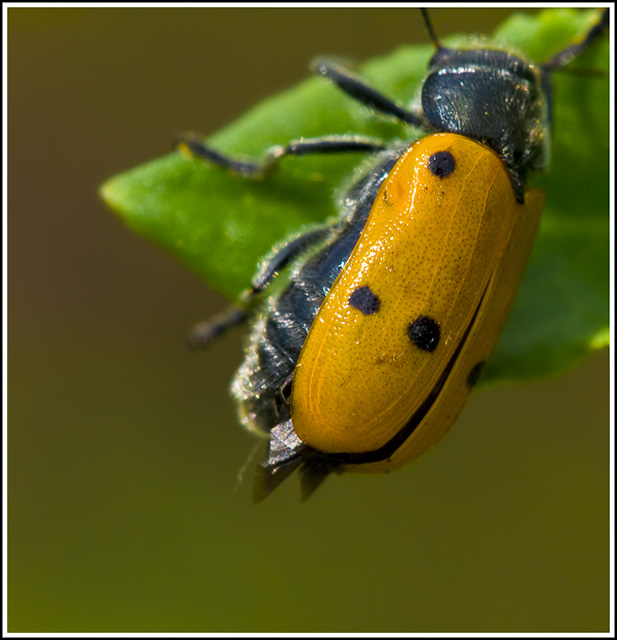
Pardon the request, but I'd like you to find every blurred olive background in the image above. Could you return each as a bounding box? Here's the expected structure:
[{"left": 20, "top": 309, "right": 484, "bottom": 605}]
[{"left": 8, "top": 7, "right": 609, "bottom": 633}]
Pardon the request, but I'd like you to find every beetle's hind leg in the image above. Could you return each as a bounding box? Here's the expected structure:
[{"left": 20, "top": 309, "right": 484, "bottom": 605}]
[{"left": 186, "top": 306, "right": 248, "bottom": 350}]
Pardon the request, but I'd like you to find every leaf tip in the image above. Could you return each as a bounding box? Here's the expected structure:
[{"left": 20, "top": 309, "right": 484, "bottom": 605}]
[{"left": 98, "top": 174, "right": 123, "bottom": 215}]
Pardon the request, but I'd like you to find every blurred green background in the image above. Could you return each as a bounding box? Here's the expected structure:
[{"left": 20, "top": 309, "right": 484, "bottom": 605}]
[{"left": 8, "top": 7, "right": 609, "bottom": 633}]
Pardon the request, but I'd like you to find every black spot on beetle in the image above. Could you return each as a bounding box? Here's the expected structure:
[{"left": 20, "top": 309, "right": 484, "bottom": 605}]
[
  {"left": 428, "top": 151, "right": 455, "bottom": 178},
  {"left": 408, "top": 316, "right": 440, "bottom": 352},
  {"left": 349, "top": 286, "right": 381, "bottom": 315},
  {"left": 467, "top": 361, "right": 486, "bottom": 388}
]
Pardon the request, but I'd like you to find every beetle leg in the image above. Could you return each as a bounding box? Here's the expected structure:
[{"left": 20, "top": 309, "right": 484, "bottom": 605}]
[
  {"left": 312, "top": 59, "right": 429, "bottom": 128},
  {"left": 543, "top": 8, "right": 609, "bottom": 70},
  {"left": 176, "top": 132, "right": 388, "bottom": 178},
  {"left": 186, "top": 306, "right": 248, "bottom": 350},
  {"left": 187, "top": 224, "right": 336, "bottom": 350},
  {"left": 249, "top": 226, "right": 332, "bottom": 295}
]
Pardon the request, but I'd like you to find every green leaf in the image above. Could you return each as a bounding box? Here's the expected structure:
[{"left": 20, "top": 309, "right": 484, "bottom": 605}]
[{"left": 100, "top": 8, "right": 608, "bottom": 385}]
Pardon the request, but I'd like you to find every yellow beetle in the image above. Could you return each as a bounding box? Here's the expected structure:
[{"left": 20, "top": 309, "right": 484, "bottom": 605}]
[
  {"left": 291, "top": 134, "right": 544, "bottom": 468},
  {"left": 180, "top": 9, "right": 608, "bottom": 500}
]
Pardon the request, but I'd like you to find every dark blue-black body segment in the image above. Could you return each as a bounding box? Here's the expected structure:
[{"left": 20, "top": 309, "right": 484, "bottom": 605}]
[
  {"left": 422, "top": 48, "right": 548, "bottom": 202},
  {"left": 233, "top": 153, "right": 401, "bottom": 433}
]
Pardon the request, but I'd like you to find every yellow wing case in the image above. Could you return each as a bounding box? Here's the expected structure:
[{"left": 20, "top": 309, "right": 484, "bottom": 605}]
[{"left": 291, "top": 133, "right": 543, "bottom": 463}]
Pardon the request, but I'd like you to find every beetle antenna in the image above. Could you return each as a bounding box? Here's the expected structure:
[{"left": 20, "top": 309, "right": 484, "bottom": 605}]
[{"left": 421, "top": 8, "right": 443, "bottom": 50}]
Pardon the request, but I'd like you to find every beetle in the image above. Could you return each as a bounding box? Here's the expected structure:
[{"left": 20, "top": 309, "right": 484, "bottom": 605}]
[{"left": 178, "top": 8, "right": 609, "bottom": 500}]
